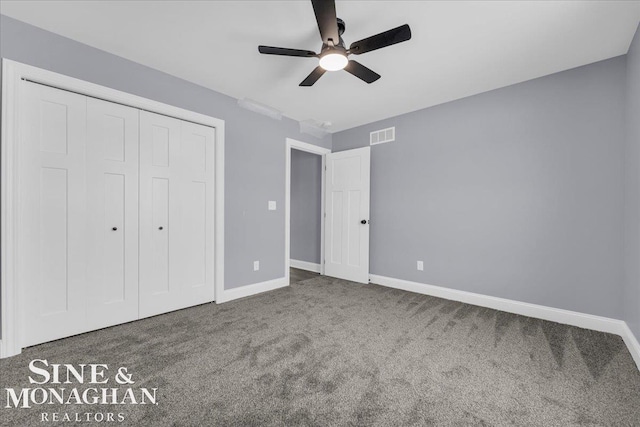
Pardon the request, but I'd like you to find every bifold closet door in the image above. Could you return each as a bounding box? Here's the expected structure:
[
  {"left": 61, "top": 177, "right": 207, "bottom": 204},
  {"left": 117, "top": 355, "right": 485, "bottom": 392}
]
[
  {"left": 19, "top": 82, "right": 88, "bottom": 347},
  {"left": 85, "top": 98, "right": 139, "bottom": 331},
  {"left": 139, "top": 111, "right": 215, "bottom": 318}
]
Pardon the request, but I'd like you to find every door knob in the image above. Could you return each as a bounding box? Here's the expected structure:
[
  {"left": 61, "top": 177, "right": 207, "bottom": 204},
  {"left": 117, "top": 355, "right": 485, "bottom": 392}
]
[
  {"left": 361, "top": 220, "right": 368, "bottom": 225},
  {"left": 158, "top": 226, "right": 164, "bottom": 230},
  {"left": 112, "top": 227, "right": 118, "bottom": 231}
]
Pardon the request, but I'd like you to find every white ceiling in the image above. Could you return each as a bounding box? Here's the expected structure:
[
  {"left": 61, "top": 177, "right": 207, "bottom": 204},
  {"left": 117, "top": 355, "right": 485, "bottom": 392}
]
[{"left": 2, "top": 1, "right": 639, "bottom": 132}]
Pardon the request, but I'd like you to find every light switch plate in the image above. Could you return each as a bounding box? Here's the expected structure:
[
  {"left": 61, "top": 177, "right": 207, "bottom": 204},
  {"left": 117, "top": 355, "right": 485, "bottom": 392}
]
[
  {"left": 254, "top": 261, "right": 260, "bottom": 271},
  {"left": 268, "top": 201, "right": 276, "bottom": 211},
  {"left": 417, "top": 261, "right": 424, "bottom": 271}
]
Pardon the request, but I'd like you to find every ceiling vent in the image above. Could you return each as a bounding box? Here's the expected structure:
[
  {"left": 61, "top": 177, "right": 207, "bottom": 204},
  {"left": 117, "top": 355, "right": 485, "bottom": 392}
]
[{"left": 370, "top": 127, "right": 395, "bottom": 145}]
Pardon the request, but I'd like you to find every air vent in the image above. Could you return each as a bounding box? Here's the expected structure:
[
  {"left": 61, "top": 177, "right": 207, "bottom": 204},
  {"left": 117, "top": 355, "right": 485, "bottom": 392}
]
[{"left": 370, "top": 127, "right": 395, "bottom": 145}]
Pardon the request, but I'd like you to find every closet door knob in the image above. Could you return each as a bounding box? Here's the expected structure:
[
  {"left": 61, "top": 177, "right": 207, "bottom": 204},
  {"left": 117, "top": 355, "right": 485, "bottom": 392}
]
[
  {"left": 112, "top": 227, "right": 118, "bottom": 231},
  {"left": 158, "top": 226, "right": 164, "bottom": 230},
  {"left": 360, "top": 220, "right": 368, "bottom": 225}
]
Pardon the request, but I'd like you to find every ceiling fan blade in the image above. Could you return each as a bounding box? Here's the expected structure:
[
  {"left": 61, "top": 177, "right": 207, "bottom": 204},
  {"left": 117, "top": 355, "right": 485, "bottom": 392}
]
[
  {"left": 349, "top": 24, "right": 412, "bottom": 55},
  {"left": 258, "top": 46, "right": 317, "bottom": 57},
  {"left": 300, "top": 66, "right": 326, "bottom": 87},
  {"left": 311, "top": 0, "right": 340, "bottom": 46},
  {"left": 344, "top": 60, "right": 380, "bottom": 84}
]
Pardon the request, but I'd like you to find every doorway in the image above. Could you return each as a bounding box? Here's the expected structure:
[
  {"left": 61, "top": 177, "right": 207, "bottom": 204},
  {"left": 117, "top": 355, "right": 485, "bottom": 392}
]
[{"left": 285, "top": 138, "right": 330, "bottom": 284}]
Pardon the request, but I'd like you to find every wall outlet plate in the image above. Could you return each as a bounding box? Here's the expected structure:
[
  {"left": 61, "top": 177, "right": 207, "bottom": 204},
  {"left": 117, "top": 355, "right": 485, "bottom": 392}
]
[
  {"left": 417, "top": 261, "right": 424, "bottom": 271},
  {"left": 254, "top": 261, "right": 260, "bottom": 271},
  {"left": 268, "top": 201, "right": 276, "bottom": 211}
]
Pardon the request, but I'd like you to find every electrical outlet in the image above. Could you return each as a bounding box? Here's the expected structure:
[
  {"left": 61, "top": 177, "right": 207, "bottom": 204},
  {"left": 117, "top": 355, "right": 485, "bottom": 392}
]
[
  {"left": 417, "top": 261, "right": 424, "bottom": 271},
  {"left": 268, "top": 201, "right": 276, "bottom": 211},
  {"left": 254, "top": 261, "right": 260, "bottom": 271}
]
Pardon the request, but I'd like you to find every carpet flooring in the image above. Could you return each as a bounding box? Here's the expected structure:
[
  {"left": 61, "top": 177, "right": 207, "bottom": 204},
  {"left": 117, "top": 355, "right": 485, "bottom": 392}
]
[
  {"left": 1, "top": 269, "right": 639, "bottom": 426},
  {"left": 290, "top": 267, "right": 320, "bottom": 284}
]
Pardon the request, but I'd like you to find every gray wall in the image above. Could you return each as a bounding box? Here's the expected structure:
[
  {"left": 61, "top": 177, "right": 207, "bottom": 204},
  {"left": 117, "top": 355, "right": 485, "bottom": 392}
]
[
  {"left": 333, "top": 57, "right": 627, "bottom": 319},
  {"left": 625, "top": 23, "right": 640, "bottom": 338},
  {"left": 290, "top": 149, "right": 322, "bottom": 264},
  {"left": 0, "top": 15, "right": 331, "bottom": 291}
]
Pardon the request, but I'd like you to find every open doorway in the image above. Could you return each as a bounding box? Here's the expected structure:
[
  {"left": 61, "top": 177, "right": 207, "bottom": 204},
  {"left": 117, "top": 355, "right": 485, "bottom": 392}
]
[{"left": 285, "top": 138, "right": 331, "bottom": 284}]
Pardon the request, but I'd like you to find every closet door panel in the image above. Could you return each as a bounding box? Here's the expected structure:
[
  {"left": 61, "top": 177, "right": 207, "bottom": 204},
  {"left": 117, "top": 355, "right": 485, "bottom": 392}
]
[
  {"left": 180, "top": 121, "right": 215, "bottom": 304},
  {"left": 150, "top": 177, "right": 170, "bottom": 294},
  {"left": 139, "top": 113, "right": 216, "bottom": 317},
  {"left": 20, "top": 82, "right": 88, "bottom": 347},
  {"left": 183, "top": 181, "right": 206, "bottom": 289},
  {"left": 103, "top": 173, "right": 126, "bottom": 301},
  {"left": 39, "top": 168, "right": 71, "bottom": 313},
  {"left": 86, "top": 98, "right": 139, "bottom": 330},
  {"left": 139, "top": 111, "right": 184, "bottom": 317}
]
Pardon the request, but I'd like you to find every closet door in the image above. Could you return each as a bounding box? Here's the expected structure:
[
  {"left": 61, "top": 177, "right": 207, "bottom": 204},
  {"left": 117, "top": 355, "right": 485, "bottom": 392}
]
[
  {"left": 180, "top": 121, "right": 215, "bottom": 307},
  {"left": 85, "top": 98, "right": 139, "bottom": 330},
  {"left": 19, "top": 82, "right": 88, "bottom": 347},
  {"left": 139, "top": 111, "right": 215, "bottom": 318}
]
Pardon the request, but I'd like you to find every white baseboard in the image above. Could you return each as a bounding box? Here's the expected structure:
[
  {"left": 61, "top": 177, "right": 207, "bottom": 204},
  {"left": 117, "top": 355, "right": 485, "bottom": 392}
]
[
  {"left": 370, "top": 274, "right": 640, "bottom": 371},
  {"left": 217, "top": 277, "right": 288, "bottom": 304},
  {"left": 290, "top": 259, "right": 321, "bottom": 273},
  {"left": 621, "top": 323, "right": 640, "bottom": 371},
  {"left": 369, "top": 274, "right": 627, "bottom": 335}
]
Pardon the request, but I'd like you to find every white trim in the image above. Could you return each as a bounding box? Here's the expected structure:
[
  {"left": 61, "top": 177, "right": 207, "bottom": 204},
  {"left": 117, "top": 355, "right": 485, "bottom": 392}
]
[
  {"left": 285, "top": 138, "right": 330, "bottom": 285},
  {"left": 320, "top": 154, "right": 326, "bottom": 276},
  {"left": 0, "top": 59, "right": 225, "bottom": 358},
  {"left": 214, "top": 122, "right": 225, "bottom": 311},
  {"left": 621, "top": 323, "right": 640, "bottom": 371},
  {"left": 216, "top": 277, "right": 288, "bottom": 303},
  {"left": 290, "top": 259, "right": 322, "bottom": 273},
  {"left": 1, "top": 59, "right": 22, "bottom": 358},
  {"left": 369, "top": 275, "right": 626, "bottom": 335},
  {"left": 370, "top": 274, "right": 640, "bottom": 371}
]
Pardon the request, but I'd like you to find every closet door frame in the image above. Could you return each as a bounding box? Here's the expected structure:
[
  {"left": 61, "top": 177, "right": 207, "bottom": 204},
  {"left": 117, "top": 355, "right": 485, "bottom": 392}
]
[{"left": 1, "top": 59, "right": 226, "bottom": 358}]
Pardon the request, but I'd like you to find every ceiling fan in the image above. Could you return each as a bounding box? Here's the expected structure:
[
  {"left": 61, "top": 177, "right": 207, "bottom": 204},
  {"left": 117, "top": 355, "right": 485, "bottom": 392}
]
[{"left": 258, "top": 0, "right": 412, "bottom": 86}]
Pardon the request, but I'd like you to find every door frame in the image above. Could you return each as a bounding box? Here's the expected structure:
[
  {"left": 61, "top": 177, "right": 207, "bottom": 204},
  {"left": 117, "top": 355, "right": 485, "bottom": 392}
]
[
  {"left": 285, "top": 138, "right": 330, "bottom": 282},
  {"left": 0, "top": 59, "right": 226, "bottom": 358}
]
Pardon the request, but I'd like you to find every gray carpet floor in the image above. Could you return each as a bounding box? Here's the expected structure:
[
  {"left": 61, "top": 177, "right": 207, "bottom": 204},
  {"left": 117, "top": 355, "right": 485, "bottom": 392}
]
[{"left": 1, "top": 269, "right": 639, "bottom": 426}]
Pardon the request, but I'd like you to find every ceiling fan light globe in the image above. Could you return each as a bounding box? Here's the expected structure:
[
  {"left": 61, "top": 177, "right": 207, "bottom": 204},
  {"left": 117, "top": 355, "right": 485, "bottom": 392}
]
[{"left": 319, "top": 53, "right": 348, "bottom": 71}]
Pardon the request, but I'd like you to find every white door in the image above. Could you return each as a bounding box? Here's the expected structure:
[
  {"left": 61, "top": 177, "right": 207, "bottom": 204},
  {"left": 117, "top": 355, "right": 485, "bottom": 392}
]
[
  {"left": 139, "top": 111, "right": 215, "bottom": 318},
  {"left": 17, "top": 81, "right": 217, "bottom": 348},
  {"left": 179, "top": 121, "right": 216, "bottom": 307},
  {"left": 324, "top": 147, "right": 371, "bottom": 283},
  {"left": 85, "top": 97, "right": 139, "bottom": 330},
  {"left": 19, "top": 82, "right": 88, "bottom": 346}
]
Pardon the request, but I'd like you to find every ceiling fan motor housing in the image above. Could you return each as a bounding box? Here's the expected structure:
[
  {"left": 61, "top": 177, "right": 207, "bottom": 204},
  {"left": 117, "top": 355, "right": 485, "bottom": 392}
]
[{"left": 321, "top": 44, "right": 347, "bottom": 56}]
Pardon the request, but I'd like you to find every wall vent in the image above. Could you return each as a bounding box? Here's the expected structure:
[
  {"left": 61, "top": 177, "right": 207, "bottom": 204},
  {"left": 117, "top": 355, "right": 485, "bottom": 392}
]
[{"left": 370, "top": 127, "right": 395, "bottom": 145}]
